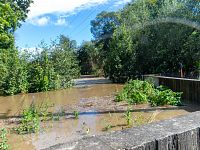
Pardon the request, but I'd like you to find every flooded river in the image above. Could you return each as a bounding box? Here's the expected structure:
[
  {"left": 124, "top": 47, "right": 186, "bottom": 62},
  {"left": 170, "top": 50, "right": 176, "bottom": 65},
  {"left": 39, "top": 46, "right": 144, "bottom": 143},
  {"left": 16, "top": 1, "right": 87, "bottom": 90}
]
[{"left": 0, "top": 77, "right": 199, "bottom": 150}]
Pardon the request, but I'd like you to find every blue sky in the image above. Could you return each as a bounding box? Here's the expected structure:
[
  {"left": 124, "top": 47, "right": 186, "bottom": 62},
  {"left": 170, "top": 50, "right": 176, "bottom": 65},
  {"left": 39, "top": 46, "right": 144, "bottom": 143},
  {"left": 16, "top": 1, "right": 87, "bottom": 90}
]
[{"left": 15, "top": 0, "right": 131, "bottom": 49}]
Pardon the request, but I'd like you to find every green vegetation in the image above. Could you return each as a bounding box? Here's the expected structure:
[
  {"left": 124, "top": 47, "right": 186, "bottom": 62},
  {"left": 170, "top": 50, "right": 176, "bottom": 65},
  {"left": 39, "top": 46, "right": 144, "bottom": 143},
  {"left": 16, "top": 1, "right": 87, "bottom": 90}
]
[
  {"left": 77, "top": 41, "right": 103, "bottom": 76},
  {"left": 1, "top": 0, "right": 199, "bottom": 96},
  {"left": 0, "top": 0, "right": 32, "bottom": 50},
  {"left": 105, "top": 124, "right": 114, "bottom": 131},
  {"left": 150, "top": 86, "right": 182, "bottom": 106},
  {"left": 116, "top": 80, "right": 153, "bottom": 104},
  {"left": 16, "top": 105, "right": 40, "bottom": 134},
  {"left": 15, "top": 103, "right": 54, "bottom": 134},
  {"left": 73, "top": 111, "right": 79, "bottom": 119},
  {"left": 27, "top": 35, "right": 80, "bottom": 94},
  {"left": 85, "top": 0, "right": 200, "bottom": 82},
  {"left": 116, "top": 80, "right": 182, "bottom": 106},
  {"left": 0, "top": 35, "right": 80, "bottom": 96},
  {"left": 124, "top": 107, "right": 132, "bottom": 126},
  {"left": 0, "top": 128, "right": 9, "bottom": 150},
  {"left": 0, "top": 1, "right": 80, "bottom": 96}
]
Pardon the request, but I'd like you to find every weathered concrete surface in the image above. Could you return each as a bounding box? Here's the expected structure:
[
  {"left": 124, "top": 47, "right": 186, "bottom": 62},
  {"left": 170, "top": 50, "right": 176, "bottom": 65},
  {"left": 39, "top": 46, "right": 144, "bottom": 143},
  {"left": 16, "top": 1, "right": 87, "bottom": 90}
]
[{"left": 44, "top": 111, "right": 200, "bottom": 150}]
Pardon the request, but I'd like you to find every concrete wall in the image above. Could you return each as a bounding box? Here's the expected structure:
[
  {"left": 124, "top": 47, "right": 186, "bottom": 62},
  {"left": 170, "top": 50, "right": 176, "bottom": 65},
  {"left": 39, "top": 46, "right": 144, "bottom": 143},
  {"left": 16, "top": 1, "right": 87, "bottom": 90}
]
[{"left": 45, "top": 111, "right": 200, "bottom": 150}]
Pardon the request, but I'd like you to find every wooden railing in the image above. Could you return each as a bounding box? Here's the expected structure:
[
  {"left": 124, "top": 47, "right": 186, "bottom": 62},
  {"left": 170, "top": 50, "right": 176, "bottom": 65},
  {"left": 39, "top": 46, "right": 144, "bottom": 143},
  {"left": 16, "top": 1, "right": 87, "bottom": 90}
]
[{"left": 143, "top": 75, "right": 200, "bottom": 103}]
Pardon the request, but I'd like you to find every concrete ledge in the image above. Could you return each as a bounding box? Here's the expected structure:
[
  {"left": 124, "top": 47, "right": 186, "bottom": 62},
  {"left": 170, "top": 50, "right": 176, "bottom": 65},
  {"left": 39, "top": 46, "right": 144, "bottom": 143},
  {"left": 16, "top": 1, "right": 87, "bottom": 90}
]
[{"left": 44, "top": 111, "right": 200, "bottom": 150}]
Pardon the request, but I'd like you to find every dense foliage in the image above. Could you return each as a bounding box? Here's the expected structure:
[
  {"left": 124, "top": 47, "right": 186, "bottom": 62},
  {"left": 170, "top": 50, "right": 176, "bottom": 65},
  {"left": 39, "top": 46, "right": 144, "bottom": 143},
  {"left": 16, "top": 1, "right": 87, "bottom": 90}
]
[
  {"left": 77, "top": 41, "right": 103, "bottom": 76},
  {"left": 0, "top": 0, "right": 32, "bottom": 49},
  {"left": 89, "top": 0, "right": 200, "bottom": 82},
  {"left": 0, "top": 35, "right": 80, "bottom": 95},
  {"left": 27, "top": 36, "right": 80, "bottom": 93},
  {"left": 116, "top": 80, "right": 182, "bottom": 106},
  {"left": 0, "top": 1, "right": 80, "bottom": 95}
]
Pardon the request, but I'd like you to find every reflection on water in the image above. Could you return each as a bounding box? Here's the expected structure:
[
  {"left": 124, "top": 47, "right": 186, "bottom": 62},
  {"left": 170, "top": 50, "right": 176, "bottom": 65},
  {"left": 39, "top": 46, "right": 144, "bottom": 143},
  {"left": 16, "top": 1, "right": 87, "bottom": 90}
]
[
  {"left": 0, "top": 83, "right": 122, "bottom": 117},
  {"left": 0, "top": 79, "right": 198, "bottom": 150},
  {"left": 7, "top": 109, "right": 190, "bottom": 150}
]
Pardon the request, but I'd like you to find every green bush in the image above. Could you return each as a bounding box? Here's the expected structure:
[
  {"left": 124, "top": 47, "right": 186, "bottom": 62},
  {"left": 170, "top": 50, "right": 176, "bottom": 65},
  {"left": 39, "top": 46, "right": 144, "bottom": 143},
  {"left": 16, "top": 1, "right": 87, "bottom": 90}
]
[
  {"left": 116, "top": 80, "right": 154, "bottom": 104},
  {"left": 116, "top": 80, "right": 182, "bottom": 106},
  {"left": 150, "top": 86, "right": 182, "bottom": 106}
]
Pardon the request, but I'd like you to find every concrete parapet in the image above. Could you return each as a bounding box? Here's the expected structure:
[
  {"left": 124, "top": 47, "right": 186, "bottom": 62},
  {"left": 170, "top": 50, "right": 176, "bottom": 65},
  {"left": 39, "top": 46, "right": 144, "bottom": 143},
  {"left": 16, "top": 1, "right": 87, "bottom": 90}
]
[{"left": 44, "top": 111, "right": 200, "bottom": 150}]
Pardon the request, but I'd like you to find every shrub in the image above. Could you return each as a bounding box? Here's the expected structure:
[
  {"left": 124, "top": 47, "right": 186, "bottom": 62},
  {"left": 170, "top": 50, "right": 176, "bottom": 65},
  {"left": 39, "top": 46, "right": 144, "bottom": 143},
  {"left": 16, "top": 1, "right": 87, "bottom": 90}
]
[
  {"left": 116, "top": 80, "right": 154, "bottom": 104},
  {"left": 150, "top": 86, "right": 182, "bottom": 106},
  {"left": 116, "top": 80, "right": 182, "bottom": 106}
]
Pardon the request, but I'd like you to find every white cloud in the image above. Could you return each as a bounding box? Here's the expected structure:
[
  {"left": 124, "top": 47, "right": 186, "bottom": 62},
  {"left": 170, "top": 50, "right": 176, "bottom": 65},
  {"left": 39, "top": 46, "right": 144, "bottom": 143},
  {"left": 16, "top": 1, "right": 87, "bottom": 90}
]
[
  {"left": 28, "top": 0, "right": 109, "bottom": 19},
  {"left": 29, "top": 16, "right": 50, "bottom": 26},
  {"left": 114, "top": 0, "right": 132, "bottom": 7},
  {"left": 27, "top": 0, "right": 130, "bottom": 26},
  {"left": 54, "top": 18, "right": 68, "bottom": 26}
]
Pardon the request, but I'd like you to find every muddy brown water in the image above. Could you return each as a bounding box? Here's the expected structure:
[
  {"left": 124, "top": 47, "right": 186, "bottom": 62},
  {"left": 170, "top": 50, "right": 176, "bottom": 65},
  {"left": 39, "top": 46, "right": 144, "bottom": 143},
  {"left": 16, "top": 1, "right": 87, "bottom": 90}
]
[{"left": 0, "top": 77, "right": 199, "bottom": 150}]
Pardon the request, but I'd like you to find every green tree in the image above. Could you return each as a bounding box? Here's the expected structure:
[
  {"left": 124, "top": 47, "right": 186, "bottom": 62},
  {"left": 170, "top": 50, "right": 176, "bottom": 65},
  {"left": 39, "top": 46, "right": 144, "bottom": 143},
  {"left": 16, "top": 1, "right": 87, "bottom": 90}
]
[
  {"left": 51, "top": 35, "right": 80, "bottom": 88},
  {"left": 77, "top": 41, "right": 103, "bottom": 76},
  {"left": 101, "top": 0, "right": 200, "bottom": 81},
  {"left": 90, "top": 11, "right": 120, "bottom": 71},
  {"left": 0, "top": 0, "right": 32, "bottom": 49}
]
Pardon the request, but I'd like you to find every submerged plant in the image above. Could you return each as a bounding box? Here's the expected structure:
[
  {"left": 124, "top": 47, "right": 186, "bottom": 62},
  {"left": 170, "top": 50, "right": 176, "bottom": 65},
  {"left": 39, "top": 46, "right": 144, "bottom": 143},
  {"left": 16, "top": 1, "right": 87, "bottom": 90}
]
[{"left": 0, "top": 128, "right": 9, "bottom": 150}]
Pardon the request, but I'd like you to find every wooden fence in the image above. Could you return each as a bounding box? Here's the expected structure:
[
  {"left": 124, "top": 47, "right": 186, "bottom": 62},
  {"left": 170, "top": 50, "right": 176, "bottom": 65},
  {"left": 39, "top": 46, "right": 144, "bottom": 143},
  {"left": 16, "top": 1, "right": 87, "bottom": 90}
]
[{"left": 143, "top": 75, "right": 200, "bottom": 104}]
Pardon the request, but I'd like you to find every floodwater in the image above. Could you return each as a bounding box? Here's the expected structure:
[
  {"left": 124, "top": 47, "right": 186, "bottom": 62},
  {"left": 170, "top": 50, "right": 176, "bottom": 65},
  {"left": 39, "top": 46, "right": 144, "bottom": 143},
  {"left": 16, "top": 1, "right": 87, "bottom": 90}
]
[
  {"left": 0, "top": 77, "right": 198, "bottom": 150},
  {"left": 0, "top": 77, "right": 118, "bottom": 117}
]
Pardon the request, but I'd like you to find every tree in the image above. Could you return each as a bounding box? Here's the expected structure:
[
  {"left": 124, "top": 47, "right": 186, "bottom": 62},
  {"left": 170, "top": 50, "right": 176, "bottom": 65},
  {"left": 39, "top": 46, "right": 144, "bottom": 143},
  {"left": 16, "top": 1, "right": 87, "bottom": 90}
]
[
  {"left": 0, "top": 0, "right": 32, "bottom": 95},
  {"left": 91, "top": 11, "right": 120, "bottom": 40},
  {"left": 0, "top": 0, "right": 32, "bottom": 49},
  {"left": 104, "top": 24, "right": 135, "bottom": 82},
  {"left": 77, "top": 41, "right": 103, "bottom": 75},
  {"left": 50, "top": 35, "right": 80, "bottom": 88},
  {"left": 90, "top": 11, "right": 120, "bottom": 69},
  {"left": 101, "top": 0, "right": 200, "bottom": 81}
]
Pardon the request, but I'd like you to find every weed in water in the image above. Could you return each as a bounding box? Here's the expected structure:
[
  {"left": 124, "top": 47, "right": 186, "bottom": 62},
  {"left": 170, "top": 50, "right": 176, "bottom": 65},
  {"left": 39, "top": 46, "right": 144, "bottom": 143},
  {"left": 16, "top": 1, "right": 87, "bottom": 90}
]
[
  {"left": 15, "top": 102, "right": 53, "bottom": 134},
  {"left": 39, "top": 102, "right": 54, "bottom": 121},
  {"left": 15, "top": 105, "right": 40, "bottom": 134},
  {"left": 124, "top": 107, "right": 132, "bottom": 126},
  {"left": 73, "top": 111, "right": 79, "bottom": 119},
  {"left": 52, "top": 107, "right": 65, "bottom": 121},
  {"left": 105, "top": 124, "right": 113, "bottom": 131},
  {"left": 0, "top": 128, "right": 9, "bottom": 150},
  {"left": 60, "top": 107, "right": 65, "bottom": 116},
  {"left": 53, "top": 114, "right": 60, "bottom": 121}
]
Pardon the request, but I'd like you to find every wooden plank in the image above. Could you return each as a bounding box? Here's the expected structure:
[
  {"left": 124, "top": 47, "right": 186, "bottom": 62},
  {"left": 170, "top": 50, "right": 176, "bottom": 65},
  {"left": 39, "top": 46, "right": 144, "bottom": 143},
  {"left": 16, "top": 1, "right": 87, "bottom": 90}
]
[{"left": 145, "top": 75, "right": 200, "bottom": 104}]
